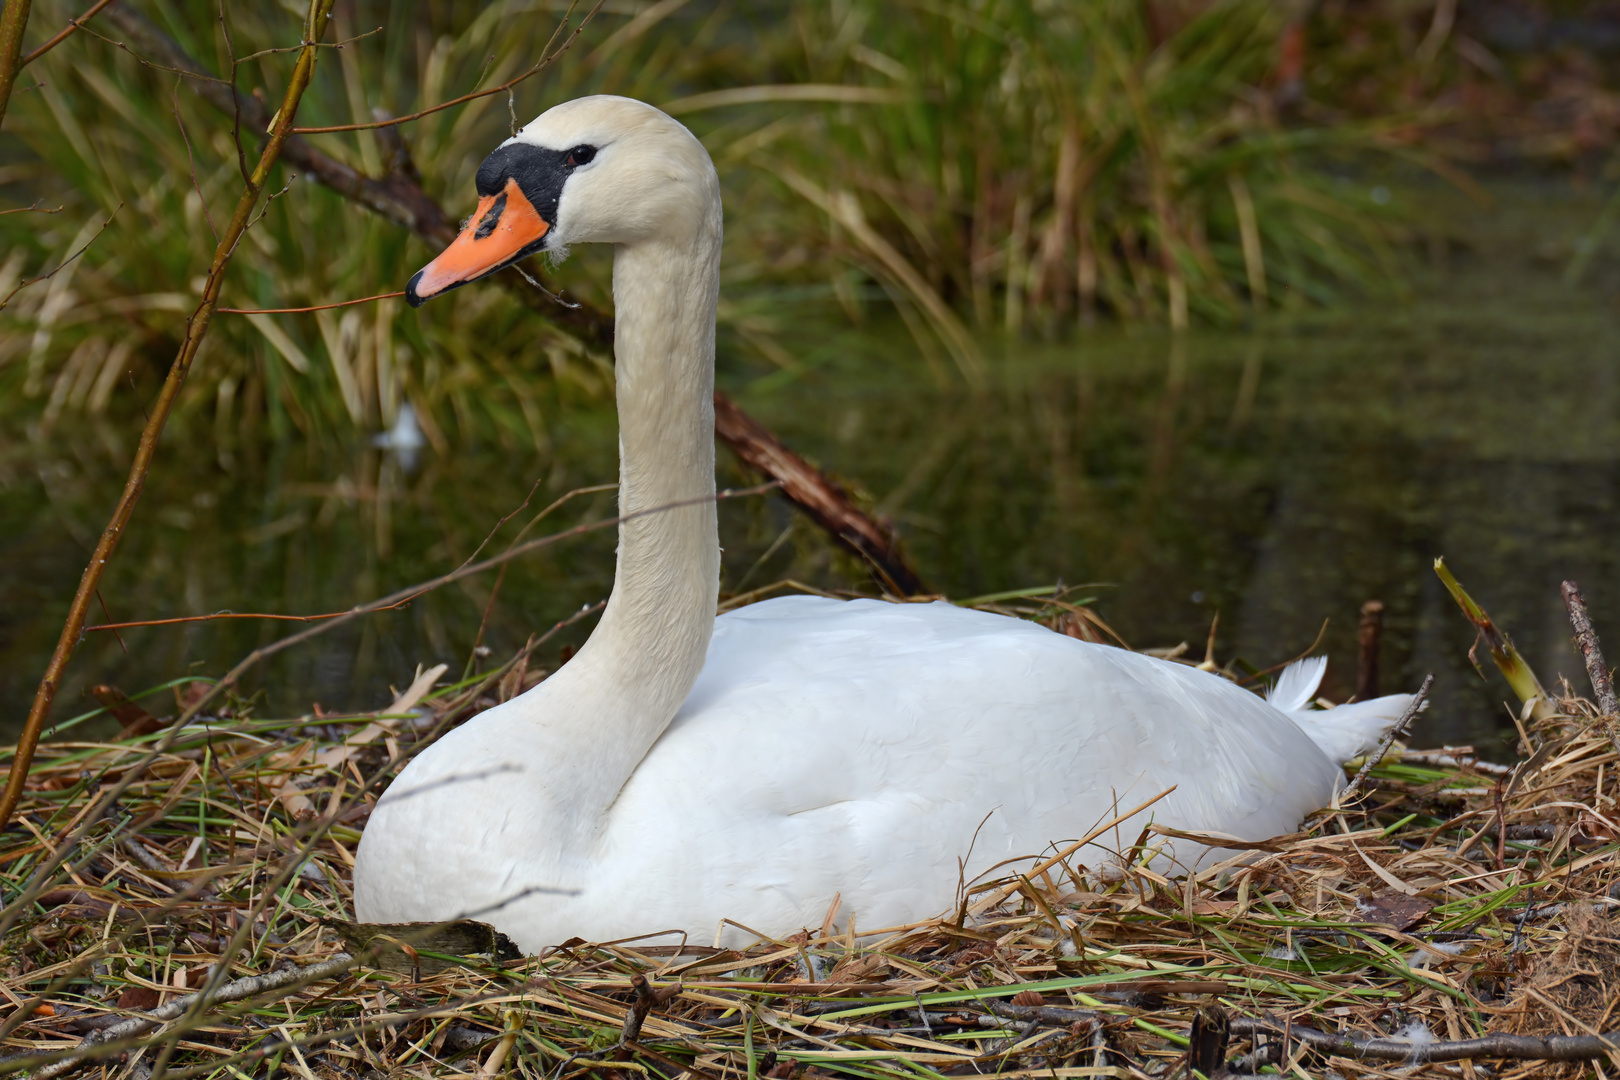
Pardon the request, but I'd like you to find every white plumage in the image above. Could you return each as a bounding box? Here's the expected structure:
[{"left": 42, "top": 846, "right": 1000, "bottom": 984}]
[{"left": 352, "top": 95, "right": 1414, "bottom": 954}]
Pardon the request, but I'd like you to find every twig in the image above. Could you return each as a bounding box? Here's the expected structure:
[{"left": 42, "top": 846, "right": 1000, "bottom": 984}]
[
  {"left": 85, "top": 603, "right": 410, "bottom": 632},
  {"left": 1230, "top": 1015, "right": 1620, "bottom": 1063},
  {"left": 132, "top": 484, "right": 777, "bottom": 736},
  {"left": 102, "top": 8, "right": 456, "bottom": 243},
  {"left": 18, "top": 0, "right": 119, "bottom": 67},
  {"left": 713, "top": 392, "right": 927, "bottom": 597},
  {"left": 0, "top": 205, "right": 121, "bottom": 312},
  {"left": 217, "top": 290, "right": 405, "bottom": 314},
  {"left": 0, "top": 200, "right": 63, "bottom": 215},
  {"left": 2, "top": 0, "right": 339, "bottom": 832},
  {"left": 0, "top": 0, "right": 32, "bottom": 132},
  {"left": 172, "top": 76, "right": 217, "bottom": 243},
  {"left": 289, "top": 1, "right": 605, "bottom": 132},
  {"left": 1562, "top": 580, "right": 1620, "bottom": 757},
  {"left": 25, "top": 954, "right": 354, "bottom": 1080},
  {"left": 1339, "top": 673, "right": 1434, "bottom": 805}
]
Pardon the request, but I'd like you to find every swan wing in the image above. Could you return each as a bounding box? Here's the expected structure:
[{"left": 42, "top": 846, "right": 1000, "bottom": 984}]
[{"left": 590, "top": 597, "right": 1344, "bottom": 939}]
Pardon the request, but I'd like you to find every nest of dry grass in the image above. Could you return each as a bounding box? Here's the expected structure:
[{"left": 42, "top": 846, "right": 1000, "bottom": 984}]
[{"left": 3, "top": 650, "right": 1619, "bottom": 1080}]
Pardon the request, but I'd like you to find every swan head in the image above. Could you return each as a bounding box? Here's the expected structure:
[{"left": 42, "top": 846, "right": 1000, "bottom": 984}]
[{"left": 406, "top": 95, "right": 718, "bottom": 307}]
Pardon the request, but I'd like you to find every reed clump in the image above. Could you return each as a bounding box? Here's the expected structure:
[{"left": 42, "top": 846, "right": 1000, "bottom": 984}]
[
  {"left": 0, "top": 0, "right": 1407, "bottom": 448},
  {"left": 4, "top": 594, "right": 1619, "bottom": 1079}
]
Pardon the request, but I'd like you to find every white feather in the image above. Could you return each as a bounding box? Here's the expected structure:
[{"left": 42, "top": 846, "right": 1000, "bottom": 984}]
[
  {"left": 1266, "top": 656, "right": 1327, "bottom": 713},
  {"left": 351, "top": 95, "right": 1420, "bottom": 954}
]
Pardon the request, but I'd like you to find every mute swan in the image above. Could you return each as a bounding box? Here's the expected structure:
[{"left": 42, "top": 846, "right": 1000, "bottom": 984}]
[{"left": 352, "top": 96, "right": 1414, "bottom": 953}]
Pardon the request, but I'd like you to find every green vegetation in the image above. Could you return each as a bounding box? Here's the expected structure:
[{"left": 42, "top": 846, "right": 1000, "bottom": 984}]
[{"left": 0, "top": 0, "right": 1405, "bottom": 447}]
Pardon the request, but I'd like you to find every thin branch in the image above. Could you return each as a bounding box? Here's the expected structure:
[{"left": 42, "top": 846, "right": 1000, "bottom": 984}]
[
  {"left": 85, "top": 481, "right": 618, "bottom": 633},
  {"left": 1563, "top": 579, "right": 1620, "bottom": 715},
  {"left": 0, "top": 204, "right": 121, "bottom": 312},
  {"left": 105, "top": 6, "right": 456, "bottom": 242},
  {"left": 1563, "top": 579, "right": 1620, "bottom": 758},
  {"left": 217, "top": 0, "right": 247, "bottom": 182},
  {"left": 289, "top": 0, "right": 605, "bottom": 133},
  {"left": 2, "top": 0, "right": 340, "bottom": 832},
  {"left": 154, "top": 483, "right": 779, "bottom": 738},
  {"left": 18, "top": 0, "right": 119, "bottom": 67},
  {"left": 1339, "top": 673, "right": 1434, "bottom": 805},
  {"left": 61, "top": 21, "right": 231, "bottom": 83},
  {"left": 172, "top": 76, "right": 218, "bottom": 242},
  {"left": 85, "top": 604, "right": 409, "bottom": 632},
  {"left": 231, "top": 24, "right": 380, "bottom": 65},
  {"left": 0, "top": 200, "right": 62, "bottom": 215},
  {"left": 1231, "top": 1014, "right": 1620, "bottom": 1063},
  {"left": 216, "top": 289, "right": 404, "bottom": 314},
  {"left": 25, "top": 955, "right": 356, "bottom": 1080}
]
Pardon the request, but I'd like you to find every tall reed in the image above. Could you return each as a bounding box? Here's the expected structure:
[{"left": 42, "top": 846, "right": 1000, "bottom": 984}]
[{"left": 0, "top": 0, "right": 1401, "bottom": 446}]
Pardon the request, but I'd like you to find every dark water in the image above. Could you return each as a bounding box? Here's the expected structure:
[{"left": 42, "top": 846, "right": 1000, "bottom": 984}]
[{"left": 6, "top": 178, "right": 1620, "bottom": 750}]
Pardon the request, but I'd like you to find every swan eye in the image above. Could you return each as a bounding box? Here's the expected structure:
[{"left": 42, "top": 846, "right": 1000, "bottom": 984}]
[{"left": 566, "top": 145, "right": 596, "bottom": 167}]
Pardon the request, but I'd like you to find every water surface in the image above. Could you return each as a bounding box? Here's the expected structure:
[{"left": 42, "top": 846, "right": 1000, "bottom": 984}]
[{"left": 5, "top": 178, "right": 1619, "bottom": 751}]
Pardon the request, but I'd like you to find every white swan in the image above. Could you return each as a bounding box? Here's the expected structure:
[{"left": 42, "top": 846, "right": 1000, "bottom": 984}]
[{"left": 352, "top": 96, "right": 1414, "bottom": 953}]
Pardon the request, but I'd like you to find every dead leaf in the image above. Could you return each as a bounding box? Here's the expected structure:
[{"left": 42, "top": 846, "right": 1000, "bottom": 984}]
[
  {"left": 116, "top": 986, "right": 161, "bottom": 1011},
  {"left": 90, "top": 685, "right": 164, "bottom": 738},
  {"left": 1577, "top": 810, "right": 1616, "bottom": 843},
  {"left": 1354, "top": 891, "right": 1435, "bottom": 930}
]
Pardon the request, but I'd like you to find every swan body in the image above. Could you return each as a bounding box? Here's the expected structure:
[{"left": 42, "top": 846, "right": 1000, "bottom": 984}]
[{"left": 353, "top": 96, "right": 1413, "bottom": 953}]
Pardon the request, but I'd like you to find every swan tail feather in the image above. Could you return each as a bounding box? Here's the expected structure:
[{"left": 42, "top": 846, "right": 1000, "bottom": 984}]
[
  {"left": 1283, "top": 692, "right": 1419, "bottom": 766},
  {"left": 1265, "top": 656, "right": 1327, "bottom": 713}
]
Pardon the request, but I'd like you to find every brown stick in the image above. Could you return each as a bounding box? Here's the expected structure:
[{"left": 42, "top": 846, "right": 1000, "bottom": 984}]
[
  {"left": 1, "top": 0, "right": 338, "bottom": 831},
  {"left": 1231, "top": 1015, "right": 1620, "bottom": 1063},
  {"left": 18, "top": 0, "right": 118, "bottom": 67},
  {"left": 288, "top": 2, "right": 604, "bottom": 135},
  {"left": 24, "top": 953, "right": 354, "bottom": 1080},
  {"left": 116, "top": 6, "right": 928, "bottom": 597},
  {"left": 1356, "top": 599, "right": 1384, "bottom": 701},
  {"left": 100, "top": 7, "right": 457, "bottom": 245},
  {"left": 714, "top": 393, "right": 927, "bottom": 596},
  {"left": 1338, "top": 673, "right": 1433, "bottom": 805},
  {"left": 0, "top": 0, "right": 33, "bottom": 132},
  {"left": 1562, "top": 582, "right": 1620, "bottom": 743}
]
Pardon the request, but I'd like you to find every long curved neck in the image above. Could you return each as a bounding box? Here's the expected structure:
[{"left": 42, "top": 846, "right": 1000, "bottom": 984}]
[{"left": 518, "top": 220, "right": 722, "bottom": 842}]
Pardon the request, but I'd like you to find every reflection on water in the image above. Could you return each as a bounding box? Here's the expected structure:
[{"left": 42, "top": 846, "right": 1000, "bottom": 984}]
[{"left": 5, "top": 180, "right": 1620, "bottom": 751}]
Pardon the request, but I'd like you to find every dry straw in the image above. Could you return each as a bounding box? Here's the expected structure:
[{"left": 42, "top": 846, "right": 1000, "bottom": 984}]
[{"left": 5, "top": 575, "right": 1620, "bottom": 1080}]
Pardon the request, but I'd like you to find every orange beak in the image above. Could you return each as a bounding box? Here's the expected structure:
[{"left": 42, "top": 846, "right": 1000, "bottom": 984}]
[{"left": 406, "top": 178, "right": 550, "bottom": 307}]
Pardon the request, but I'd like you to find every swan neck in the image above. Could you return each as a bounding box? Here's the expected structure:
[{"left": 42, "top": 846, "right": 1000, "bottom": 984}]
[
  {"left": 595, "top": 234, "right": 721, "bottom": 681},
  {"left": 520, "top": 221, "right": 722, "bottom": 837}
]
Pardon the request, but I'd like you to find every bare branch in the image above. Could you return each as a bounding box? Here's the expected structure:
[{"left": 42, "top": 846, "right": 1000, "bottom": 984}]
[
  {"left": 0, "top": 205, "right": 121, "bottom": 312},
  {"left": 18, "top": 0, "right": 118, "bottom": 68},
  {"left": 290, "top": 1, "right": 605, "bottom": 134}
]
